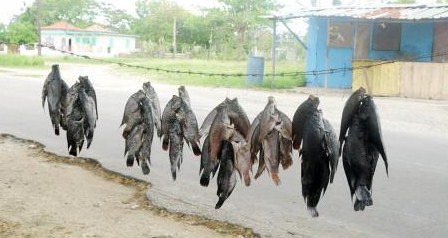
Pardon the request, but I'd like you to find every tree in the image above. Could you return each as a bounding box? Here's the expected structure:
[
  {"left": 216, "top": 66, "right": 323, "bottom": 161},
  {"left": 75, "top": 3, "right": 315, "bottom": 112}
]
[
  {"left": 132, "top": 0, "right": 189, "bottom": 53},
  {"left": 95, "top": 2, "right": 134, "bottom": 33},
  {"left": 216, "top": 0, "right": 278, "bottom": 60}
]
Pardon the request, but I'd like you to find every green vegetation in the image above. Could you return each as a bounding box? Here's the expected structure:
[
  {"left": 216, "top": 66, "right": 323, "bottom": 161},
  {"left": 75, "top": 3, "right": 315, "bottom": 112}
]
[{"left": 0, "top": 55, "right": 44, "bottom": 67}]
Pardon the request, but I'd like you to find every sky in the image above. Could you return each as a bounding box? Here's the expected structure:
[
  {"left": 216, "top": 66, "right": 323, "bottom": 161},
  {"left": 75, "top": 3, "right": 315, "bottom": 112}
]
[{"left": 0, "top": 0, "right": 440, "bottom": 25}]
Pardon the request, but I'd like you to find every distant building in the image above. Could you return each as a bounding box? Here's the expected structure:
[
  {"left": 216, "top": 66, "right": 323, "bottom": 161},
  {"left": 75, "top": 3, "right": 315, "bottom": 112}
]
[
  {"left": 36, "top": 21, "right": 136, "bottom": 57},
  {"left": 275, "top": 4, "right": 448, "bottom": 99}
]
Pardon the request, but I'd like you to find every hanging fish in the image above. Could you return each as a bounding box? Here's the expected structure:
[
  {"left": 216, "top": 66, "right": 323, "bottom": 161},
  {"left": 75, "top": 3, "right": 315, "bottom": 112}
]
[
  {"left": 250, "top": 96, "right": 293, "bottom": 185},
  {"left": 65, "top": 82, "right": 85, "bottom": 156},
  {"left": 41, "top": 64, "right": 69, "bottom": 135},
  {"left": 161, "top": 95, "right": 182, "bottom": 150},
  {"left": 300, "top": 109, "right": 337, "bottom": 217},
  {"left": 121, "top": 90, "right": 146, "bottom": 139},
  {"left": 215, "top": 140, "right": 237, "bottom": 209},
  {"left": 340, "top": 89, "right": 388, "bottom": 211},
  {"left": 142, "top": 81, "right": 162, "bottom": 138},
  {"left": 168, "top": 119, "right": 184, "bottom": 180}
]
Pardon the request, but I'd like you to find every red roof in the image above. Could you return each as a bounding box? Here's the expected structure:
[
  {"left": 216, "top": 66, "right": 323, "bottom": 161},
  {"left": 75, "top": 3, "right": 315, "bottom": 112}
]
[
  {"left": 41, "top": 21, "right": 81, "bottom": 31},
  {"left": 85, "top": 24, "right": 111, "bottom": 33}
]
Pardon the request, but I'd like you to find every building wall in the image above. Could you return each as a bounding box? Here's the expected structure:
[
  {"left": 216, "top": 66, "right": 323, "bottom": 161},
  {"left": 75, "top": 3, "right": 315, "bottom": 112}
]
[
  {"left": 306, "top": 18, "right": 353, "bottom": 89},
  {"left": 369, "top": 22, "right": 434, "bottom": 62},
  {"left": 39, "top": 30, "right": 136, "bottom": 57},
  {"left": 307, "top": 19, "right": 436, "bottom": 89},
  {"left": 306, "top": 18, "right": 328, "bottom": 88}
]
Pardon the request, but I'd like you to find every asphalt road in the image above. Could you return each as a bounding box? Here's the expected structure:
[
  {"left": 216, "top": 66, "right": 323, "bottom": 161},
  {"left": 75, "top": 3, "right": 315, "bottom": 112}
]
[{"left": 1, "top": 65, "right": 447, "bottom": 237}]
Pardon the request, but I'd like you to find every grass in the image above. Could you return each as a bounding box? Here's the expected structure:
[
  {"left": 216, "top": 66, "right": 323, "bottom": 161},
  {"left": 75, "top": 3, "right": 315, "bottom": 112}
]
[
  {"left": 0, "top": 55, "right": 45, "bottom": 68},
  {"left": 0, "top": 54, "right": 306, "bottom": 89}
]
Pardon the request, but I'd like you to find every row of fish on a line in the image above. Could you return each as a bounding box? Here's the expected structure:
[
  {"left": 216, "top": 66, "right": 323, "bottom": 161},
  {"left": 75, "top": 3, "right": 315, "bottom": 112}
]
[{"left": 41, "top": 64, "right": 389, "bottom": 217}]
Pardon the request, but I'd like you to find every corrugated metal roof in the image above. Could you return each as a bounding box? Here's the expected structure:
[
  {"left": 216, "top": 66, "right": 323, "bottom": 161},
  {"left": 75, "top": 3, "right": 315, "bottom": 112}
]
[{"left": 281, "top": 5, "right": 448, "bottom": 21}]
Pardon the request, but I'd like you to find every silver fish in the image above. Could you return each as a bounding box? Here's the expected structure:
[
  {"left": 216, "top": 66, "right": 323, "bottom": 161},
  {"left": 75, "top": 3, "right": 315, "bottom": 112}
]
[
  {"left": 215, "top": 140, "right": 237, "bottom": 209},
  {"left": 177, "top": 98, "right": 201, "bottom": 156},
  {"left": 79, "top": 88, "right": 97, "bottom": 148},
  {"left": 169, "top": 119, "right": 184, "bottom": 181},
  {"left": 142, "top": 81, "right": 162, "bottom": 138},
  {"left": 125, "top": 124, "right": 144, "bottom": 167},
  {"left": 121, "top": 90, "right": 146, "bottom": 139},
  {"left": 161, "top": 95, "right": 182, "bottom": 150}
]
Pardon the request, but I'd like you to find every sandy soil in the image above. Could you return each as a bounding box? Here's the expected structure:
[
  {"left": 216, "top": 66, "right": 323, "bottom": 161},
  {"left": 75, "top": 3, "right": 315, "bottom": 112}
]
[{"left": 0, "top": 134, "right": 253, "bottom": 238}]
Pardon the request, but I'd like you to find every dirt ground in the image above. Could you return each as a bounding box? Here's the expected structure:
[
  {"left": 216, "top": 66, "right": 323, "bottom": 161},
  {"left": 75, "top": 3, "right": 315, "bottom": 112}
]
[{"left": 0, "top": 134, "right": 254, "bottom": 238}]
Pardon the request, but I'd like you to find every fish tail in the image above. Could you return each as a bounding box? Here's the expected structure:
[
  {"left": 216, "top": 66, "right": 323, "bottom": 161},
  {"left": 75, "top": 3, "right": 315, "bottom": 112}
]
[
  {"left": 192, "top": 142, "right": 201, "bottom": 156},
  {"left": 162, "top": 136, "right": 169, "bottom": 151},
  {"left": 271, "top": 173, "right": 281, "bottom": 186},
  {"left": 307, "top": 206, "right": 319, "bottom": 217},
  {"left": 171, "top": 166, "right": 177, "bottom": 181},
  {"left": 126, "top": 155, "right": 134, "bottom": 167},
  {"left": 354, "top": 186, "right": 373, "bottom": 211},
  {"left": 141, "top": 160, "right": 150, "bottom": 175},
  {"left": 69, "top": 146, "right": 77, "bottom": 156},
  {"left": 200, "top": 174, "right": 210, "bottom": 187},
  {"left": 243, "top": 173, "right": 251, "bottom": 186}
]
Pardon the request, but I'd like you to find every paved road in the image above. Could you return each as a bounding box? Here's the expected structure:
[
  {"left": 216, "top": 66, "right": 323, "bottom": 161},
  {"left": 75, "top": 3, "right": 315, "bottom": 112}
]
[{"left": 1, "top": 65, "right": 447, "bottom": 237}]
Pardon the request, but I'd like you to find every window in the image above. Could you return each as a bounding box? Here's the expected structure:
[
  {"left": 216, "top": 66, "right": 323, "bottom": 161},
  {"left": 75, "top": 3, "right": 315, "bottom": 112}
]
[
  {"left": 328, "top": 22, "right": 353, "bottom": 48},
  {"left": 91, "top": 37, "right": 96, "bottom": 46},
  {"left": 372, "top": 22, "right": 401, "bottom": 51}
]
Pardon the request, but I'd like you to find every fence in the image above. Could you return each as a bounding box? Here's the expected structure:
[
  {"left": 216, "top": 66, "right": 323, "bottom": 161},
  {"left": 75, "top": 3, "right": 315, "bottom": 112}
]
[{"left": 353, "top": 60, "right": 448, "bottom": 100}]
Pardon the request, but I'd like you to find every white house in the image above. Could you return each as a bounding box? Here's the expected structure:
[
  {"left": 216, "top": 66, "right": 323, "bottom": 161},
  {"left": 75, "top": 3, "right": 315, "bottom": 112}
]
[{"left": 36, "top": 21, "right": 137, "bottom": 57}]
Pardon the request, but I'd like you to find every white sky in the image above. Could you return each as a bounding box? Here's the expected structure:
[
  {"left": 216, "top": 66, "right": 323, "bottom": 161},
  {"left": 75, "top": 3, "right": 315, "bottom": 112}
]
[{"left": 0, "top": 0, "right": 440, "bottom": 25}]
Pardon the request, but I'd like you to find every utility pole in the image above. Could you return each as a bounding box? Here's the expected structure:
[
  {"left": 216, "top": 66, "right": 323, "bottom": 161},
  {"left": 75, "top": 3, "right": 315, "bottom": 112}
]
[
  {"left": 271, "top": 16, "right": 277, "bottom": 86},
  {"left": 173, "top": 16, "right": 176, "bottom": 59},
  {"left": 36, "top": 0, "right": 42, "bottom": 56}
]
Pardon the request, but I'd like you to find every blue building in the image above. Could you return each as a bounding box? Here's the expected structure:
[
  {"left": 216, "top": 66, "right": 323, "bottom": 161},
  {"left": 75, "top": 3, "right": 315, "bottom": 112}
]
[{"left": 285, "top": 5, "right": 448, "bottom": 89}]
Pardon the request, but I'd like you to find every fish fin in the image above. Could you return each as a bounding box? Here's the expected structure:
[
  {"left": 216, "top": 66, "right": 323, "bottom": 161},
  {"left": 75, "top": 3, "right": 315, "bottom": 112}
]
[
  {"left": 192, "top": 142, "right": 202, "bottom": 156},
  {"left": 354, "top": 186, "right": 373, "bottom": 211},
  {"left": 307, "top": 206, "right": 319, "bottom": 217}
]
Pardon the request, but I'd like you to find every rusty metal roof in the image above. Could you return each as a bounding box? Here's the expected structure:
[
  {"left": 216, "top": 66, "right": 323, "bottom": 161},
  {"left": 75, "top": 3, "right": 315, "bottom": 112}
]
[{"left": 280, "top": 5, "right": 448, "bottom": 21}]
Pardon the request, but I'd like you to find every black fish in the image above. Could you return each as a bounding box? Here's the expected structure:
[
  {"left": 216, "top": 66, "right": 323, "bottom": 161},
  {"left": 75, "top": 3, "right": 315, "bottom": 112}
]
[
  {"left": 300, "top": 109, "right": 337, "bottom": 217},
  {"left": 341, "top": 93, "right": 388, "bottom": 211},
  {"left": 42, "top": 64, "right": 68, "bottom": 135}
]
